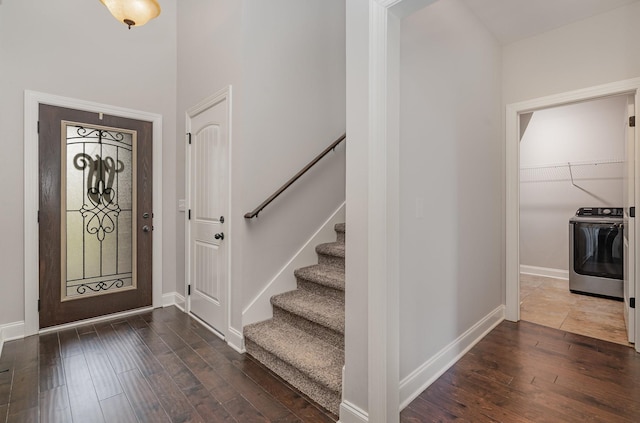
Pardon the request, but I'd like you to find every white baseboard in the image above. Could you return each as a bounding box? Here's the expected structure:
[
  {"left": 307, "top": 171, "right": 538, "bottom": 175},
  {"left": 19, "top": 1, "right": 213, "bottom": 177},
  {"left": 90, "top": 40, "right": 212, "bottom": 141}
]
[
  {"left": 242, "top": 202, "right": 346, "bottom": 326},
  {"left": 520, "top": 264, "right": 569, "bottom": 280},
  {"left": 226, "top": 327, "right": 245, "bottom": 354},
  {"left": 0, "top": 321, "right": 25, "bottom": 357},
  {"left": 398, "top": 305, "right": 505, "bottom": 409},
  {"left": 339, "top": 400, "right": 369, "bottom": 423},
  {"left": 163, "top": 292, "right": 186, "bottom": 311}
]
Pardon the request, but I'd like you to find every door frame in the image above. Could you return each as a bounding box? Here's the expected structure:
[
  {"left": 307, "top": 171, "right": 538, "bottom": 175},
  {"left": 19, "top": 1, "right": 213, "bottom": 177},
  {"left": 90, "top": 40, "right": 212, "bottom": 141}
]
[
  {"left": 505, "top": 77, "right": 640, "bottom": 353},
  {"left": 184, "top": 86, "right": 233, "bottom": 341},
  {"left": 24, "top": 90, "right": 163, "bottom": 336}
]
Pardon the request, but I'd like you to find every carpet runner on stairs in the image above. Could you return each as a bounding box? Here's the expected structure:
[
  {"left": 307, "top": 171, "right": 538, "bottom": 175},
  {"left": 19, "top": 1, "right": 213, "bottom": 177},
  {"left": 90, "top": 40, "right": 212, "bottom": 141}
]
[{"left": 244, "top": 223, "right": 345, "bottom": 415}]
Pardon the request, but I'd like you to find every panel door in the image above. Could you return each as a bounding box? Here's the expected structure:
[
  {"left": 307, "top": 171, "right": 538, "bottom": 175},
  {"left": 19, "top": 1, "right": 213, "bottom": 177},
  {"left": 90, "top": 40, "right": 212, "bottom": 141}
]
[
  {"left": 39, "top": 104, "right": 153, "bottom": 328},
  {"left": 187, "top": 95, "right": 229, "bottom": 335}
]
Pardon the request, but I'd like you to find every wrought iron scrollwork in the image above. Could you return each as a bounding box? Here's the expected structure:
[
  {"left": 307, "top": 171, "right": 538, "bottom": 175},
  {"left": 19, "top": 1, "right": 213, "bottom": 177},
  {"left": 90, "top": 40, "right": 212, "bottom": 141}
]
[
  {"left": 65, "top": 124, "right": 134, "bottom": 298},
  {"left": 76, "top": 279, "right": 125, "bottom": 294},
  {"left": 74, "top": 153, "right": 124, "bottom": 241},
  {"left": 69, "top": 126, "right": 127, "bottom": 144}
]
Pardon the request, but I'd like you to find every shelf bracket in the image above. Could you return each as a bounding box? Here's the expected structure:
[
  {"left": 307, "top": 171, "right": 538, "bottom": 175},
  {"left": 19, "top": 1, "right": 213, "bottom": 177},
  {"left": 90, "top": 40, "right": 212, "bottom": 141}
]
[{"left": 568, "top": 162, "right": 578, "bottom": 187}]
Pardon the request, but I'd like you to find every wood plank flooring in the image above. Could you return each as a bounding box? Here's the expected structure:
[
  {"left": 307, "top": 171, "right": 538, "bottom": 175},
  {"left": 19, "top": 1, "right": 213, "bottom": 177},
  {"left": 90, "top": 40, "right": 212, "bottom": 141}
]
[
  {"left": 401, "top": 320, "right": 640, "bottom": 423},
  {"left": 0, "top": 306, "right": 337, "bottom": 423},
  {"left": 3, "top": 306, "right": 639, "bottom": 422}
]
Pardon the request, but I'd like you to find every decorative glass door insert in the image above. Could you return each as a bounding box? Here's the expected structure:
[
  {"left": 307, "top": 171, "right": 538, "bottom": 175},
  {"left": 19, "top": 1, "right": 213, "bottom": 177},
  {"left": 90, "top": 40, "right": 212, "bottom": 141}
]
[{"left": 62, "top": 121, "right": 137, "bottom": 300}]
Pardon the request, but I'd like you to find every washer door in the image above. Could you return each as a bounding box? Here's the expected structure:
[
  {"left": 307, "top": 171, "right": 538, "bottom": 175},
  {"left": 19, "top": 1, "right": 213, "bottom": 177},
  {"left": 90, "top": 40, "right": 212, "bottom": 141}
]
[{"left": 572, "top": 221, "right": 623, "bottom": 280}]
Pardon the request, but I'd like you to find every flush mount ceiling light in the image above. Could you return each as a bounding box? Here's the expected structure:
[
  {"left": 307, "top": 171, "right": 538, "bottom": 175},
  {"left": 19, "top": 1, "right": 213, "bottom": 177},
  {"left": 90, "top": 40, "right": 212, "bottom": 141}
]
[{"left": 100, "top": 0, "right": 161, "bottom": 29}]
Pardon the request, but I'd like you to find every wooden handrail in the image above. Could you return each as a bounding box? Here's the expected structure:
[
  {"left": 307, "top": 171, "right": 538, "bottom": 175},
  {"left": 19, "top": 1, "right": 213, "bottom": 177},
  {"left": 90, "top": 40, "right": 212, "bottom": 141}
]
[{"left": 244, "top": 133, "right": 346, "bottom": 219}]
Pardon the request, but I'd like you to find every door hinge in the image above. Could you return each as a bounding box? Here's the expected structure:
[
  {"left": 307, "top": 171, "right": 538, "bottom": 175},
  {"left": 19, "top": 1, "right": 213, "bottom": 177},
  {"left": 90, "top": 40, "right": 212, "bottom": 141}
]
[
  {"left": 630, "top": 116, "right": 636, "bottom": 127},
  {"left": 37, "top": 121, "right": 40, "bottom": 134},
  {"left": 187, "top": 132, "right": 192, "bottom": 144},
  {"left": 37, "top": 210, "right": 40, "bottom": 223},
  {"left": 37, "top": 299, "right": 41, "bottom": 312},
  {"left": 187, "top": 285, "right": 191, "bottom": 296},
  {"left": 188, "top": 209, "right": 191, "bottom": 220},
  {"left": 631, "top": 207, "right": 636, "bottom": 218},
  {"left": 631, "top": 297, "right": 636, "bottom": 309}
]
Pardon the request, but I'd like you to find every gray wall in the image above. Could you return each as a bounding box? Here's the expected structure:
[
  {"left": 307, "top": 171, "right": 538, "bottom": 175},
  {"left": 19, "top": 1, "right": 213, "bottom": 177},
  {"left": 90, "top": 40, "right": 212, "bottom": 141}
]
[
  {"left": 503, "top": 2, "right": 640, "bottom": 105},
  {"left": 0, "top": 0, "right": 178, "bottom": 327},
  {"left": 399, "top": 0, "right": 502, "bottom": 382},
  {"left": 176, "top": 0, "right": 346, "bottom": 337},
  {"left": 519, "top": 96, "right": 628, "bottom": 273},
  {"left": 0, "top": 0, "right": 345, "bottom": 345}
]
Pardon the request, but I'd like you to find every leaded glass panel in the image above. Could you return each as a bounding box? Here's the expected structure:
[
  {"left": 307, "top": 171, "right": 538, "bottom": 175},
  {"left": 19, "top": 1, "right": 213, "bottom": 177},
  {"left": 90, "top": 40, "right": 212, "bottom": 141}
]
[{"left": 61, "top": 122, "right": 137, "bottom": 300}]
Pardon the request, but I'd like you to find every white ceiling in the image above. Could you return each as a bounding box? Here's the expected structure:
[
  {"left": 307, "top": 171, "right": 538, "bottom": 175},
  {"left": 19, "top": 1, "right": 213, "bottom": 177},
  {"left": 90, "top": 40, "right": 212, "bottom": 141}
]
[{"left": 461, "top": 0, "right": 640, "bottom": 45}]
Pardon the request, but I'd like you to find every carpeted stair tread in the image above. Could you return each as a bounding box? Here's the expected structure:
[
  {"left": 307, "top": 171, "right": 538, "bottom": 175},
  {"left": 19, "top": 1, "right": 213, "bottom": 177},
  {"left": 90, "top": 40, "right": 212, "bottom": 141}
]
[
  {"left": 316, "top": 242, "right": 345, "bottom": 258},
  {"left": 271, "top": 290, "right": 344, "bottom": 334},
  {"left": 244, "top": 222, "right": 346, "bottom": 415},
  {"left": 295, "top": 264, "right": 345, "bottom": 292},
  {"left": 243, "top": 320, "right": 343, "bottom": 393}
]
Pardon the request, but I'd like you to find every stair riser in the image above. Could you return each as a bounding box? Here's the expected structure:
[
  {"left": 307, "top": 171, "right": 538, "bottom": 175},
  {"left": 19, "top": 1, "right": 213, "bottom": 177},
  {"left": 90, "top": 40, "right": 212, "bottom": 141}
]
[
  {"left": 272, "top": 307, "right": 344, "bottom": 350},
  {"left": 318, "top": 253, "right": 344, "bottom": 270},
  {"left": 297, "top": 278, "right": 344, "bottom": 301},
  {"left": 245, "top": 339, "right": 341, "bottom": 415}
]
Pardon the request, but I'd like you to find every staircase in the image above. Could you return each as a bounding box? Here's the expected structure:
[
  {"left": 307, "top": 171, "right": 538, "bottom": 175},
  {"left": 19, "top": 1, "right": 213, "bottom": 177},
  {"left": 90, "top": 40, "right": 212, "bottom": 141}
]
[{"left": 244, "top": 223, "right": 345, "bottom": 415}]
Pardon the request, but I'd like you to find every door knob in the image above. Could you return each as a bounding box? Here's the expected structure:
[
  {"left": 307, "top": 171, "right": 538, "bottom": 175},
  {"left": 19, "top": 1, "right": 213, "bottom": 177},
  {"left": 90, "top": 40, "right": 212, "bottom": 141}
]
[
  {"left": 142, "top": 225, "right": 151, "bottom": 232},
  {"left": 214, "top": 232, "right": 224, "bottom": 240}
]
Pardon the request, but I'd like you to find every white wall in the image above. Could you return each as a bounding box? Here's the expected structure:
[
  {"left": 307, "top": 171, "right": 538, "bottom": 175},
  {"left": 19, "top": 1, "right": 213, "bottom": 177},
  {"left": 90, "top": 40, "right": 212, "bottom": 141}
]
[
  {"left": 344, "top": 0, "right": 371, "bottom": 415},
  {"left": 520, "top": 96, "right": 628, "bottom": 272},
  {"left": 503, "top": 2, "right": 640, "bottom": 105},
  {"left": 176, "top": 0, "right": 346, "bottom": 340},
  {"left": 240, "top": 0, "right": 346, "bottom": 320},
  {"left": 0, "top": 0, "right": 177, "bottom": 327},
  {"left": 399, "top": 0, "right": 502, "bottom": 381},
  {"left": 176, "top": 0, "right": 244, "bottom": 327}
]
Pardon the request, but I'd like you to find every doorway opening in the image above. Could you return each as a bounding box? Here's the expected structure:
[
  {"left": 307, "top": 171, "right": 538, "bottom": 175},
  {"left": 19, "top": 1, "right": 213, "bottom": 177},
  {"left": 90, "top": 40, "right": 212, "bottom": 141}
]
[
  {"left": 505, "top": 78, "right": 640, "bottom": 354},
  {"left": 518, "top": 94, "right": 632, "bottom": 346}
]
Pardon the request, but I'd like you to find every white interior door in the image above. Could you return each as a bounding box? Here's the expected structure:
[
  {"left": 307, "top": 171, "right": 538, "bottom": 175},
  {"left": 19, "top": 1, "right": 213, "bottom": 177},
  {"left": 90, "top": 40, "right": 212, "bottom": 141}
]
[
  {"left": 186, "top": 89, "right": 230, "bottom": 336},
  {"left": 625, "top": 95, "right": 636, "bottom": 344}
]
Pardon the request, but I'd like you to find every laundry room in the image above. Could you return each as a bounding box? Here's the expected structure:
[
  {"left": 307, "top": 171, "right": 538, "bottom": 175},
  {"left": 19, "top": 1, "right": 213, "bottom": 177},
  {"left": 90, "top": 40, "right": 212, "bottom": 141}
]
[{"left": 519, "top": 93, "right": 634, "bottom": 346}]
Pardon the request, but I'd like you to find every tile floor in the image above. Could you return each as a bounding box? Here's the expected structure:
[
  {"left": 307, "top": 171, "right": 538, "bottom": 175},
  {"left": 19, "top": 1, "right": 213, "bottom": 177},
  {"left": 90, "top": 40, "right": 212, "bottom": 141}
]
[{"left": 520, "top": 273, "right": 632, "bottom": 346}]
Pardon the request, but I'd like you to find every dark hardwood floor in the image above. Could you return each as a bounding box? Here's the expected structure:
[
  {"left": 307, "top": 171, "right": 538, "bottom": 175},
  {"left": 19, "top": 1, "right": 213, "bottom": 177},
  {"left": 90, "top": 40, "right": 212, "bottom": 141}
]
[
  {"left": 3, "top": 308, "right": 639, "bottom": 422},
  {"left": 401, "top": 320, "right": 640, "bottom": 422},
  {"left": 0, "top": 306, "right": 337, "bottom": 423}
]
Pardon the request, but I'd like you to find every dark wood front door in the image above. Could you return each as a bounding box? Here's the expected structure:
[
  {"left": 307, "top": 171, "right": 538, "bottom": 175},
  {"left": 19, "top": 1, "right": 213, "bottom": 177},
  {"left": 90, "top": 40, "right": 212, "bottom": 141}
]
[{"left": 39, "top": 104, "right": 153, "bottom": 328}]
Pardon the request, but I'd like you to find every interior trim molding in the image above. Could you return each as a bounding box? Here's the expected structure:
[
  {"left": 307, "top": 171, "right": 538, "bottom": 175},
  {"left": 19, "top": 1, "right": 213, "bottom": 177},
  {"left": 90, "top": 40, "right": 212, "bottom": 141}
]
[
  {"left": 225, "top": 327, "right": 245, "bottom": 354},
  {"left": 398, "top": 305, "right": 505, "bottom": 409},
  {"left": 505, "top": 77, "right": 640, "bottom": 332},
  {"left": 24, "top": 90, "right": 163, "bottom": 336},
  {"left": 346, "top": 1, "right": 438, "bottom": 421},
  {"left": 520, "top": 265, "right": 569, "bottom": 280},
  {"left": 162, "top": 292, "right": 186, "bottom": 311},
  {"left": 0, "top": 321, "right": 26, "bottom": 357},
  {"left": 339, "top": 399, "right": 369, "bottom": 423}
]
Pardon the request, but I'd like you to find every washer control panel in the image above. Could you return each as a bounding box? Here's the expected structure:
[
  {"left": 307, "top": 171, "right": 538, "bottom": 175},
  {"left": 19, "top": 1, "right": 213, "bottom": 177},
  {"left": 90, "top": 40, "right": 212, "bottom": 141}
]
[{"left": 575, "top": 207, "right": 623, "bottom": 217}]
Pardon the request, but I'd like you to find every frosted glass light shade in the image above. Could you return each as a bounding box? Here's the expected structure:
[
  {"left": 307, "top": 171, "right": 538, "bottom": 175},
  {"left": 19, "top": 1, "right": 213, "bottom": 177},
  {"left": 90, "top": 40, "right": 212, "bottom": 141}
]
[{"left": 100, "top": 0, "right": 161, "bottom": 28}]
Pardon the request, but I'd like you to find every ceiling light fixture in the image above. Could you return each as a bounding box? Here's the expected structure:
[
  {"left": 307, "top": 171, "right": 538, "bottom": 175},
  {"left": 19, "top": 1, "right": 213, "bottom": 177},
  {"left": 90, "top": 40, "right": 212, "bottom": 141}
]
[{"left": 100, "top": 0, "right": 161, "bottom": 29}]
